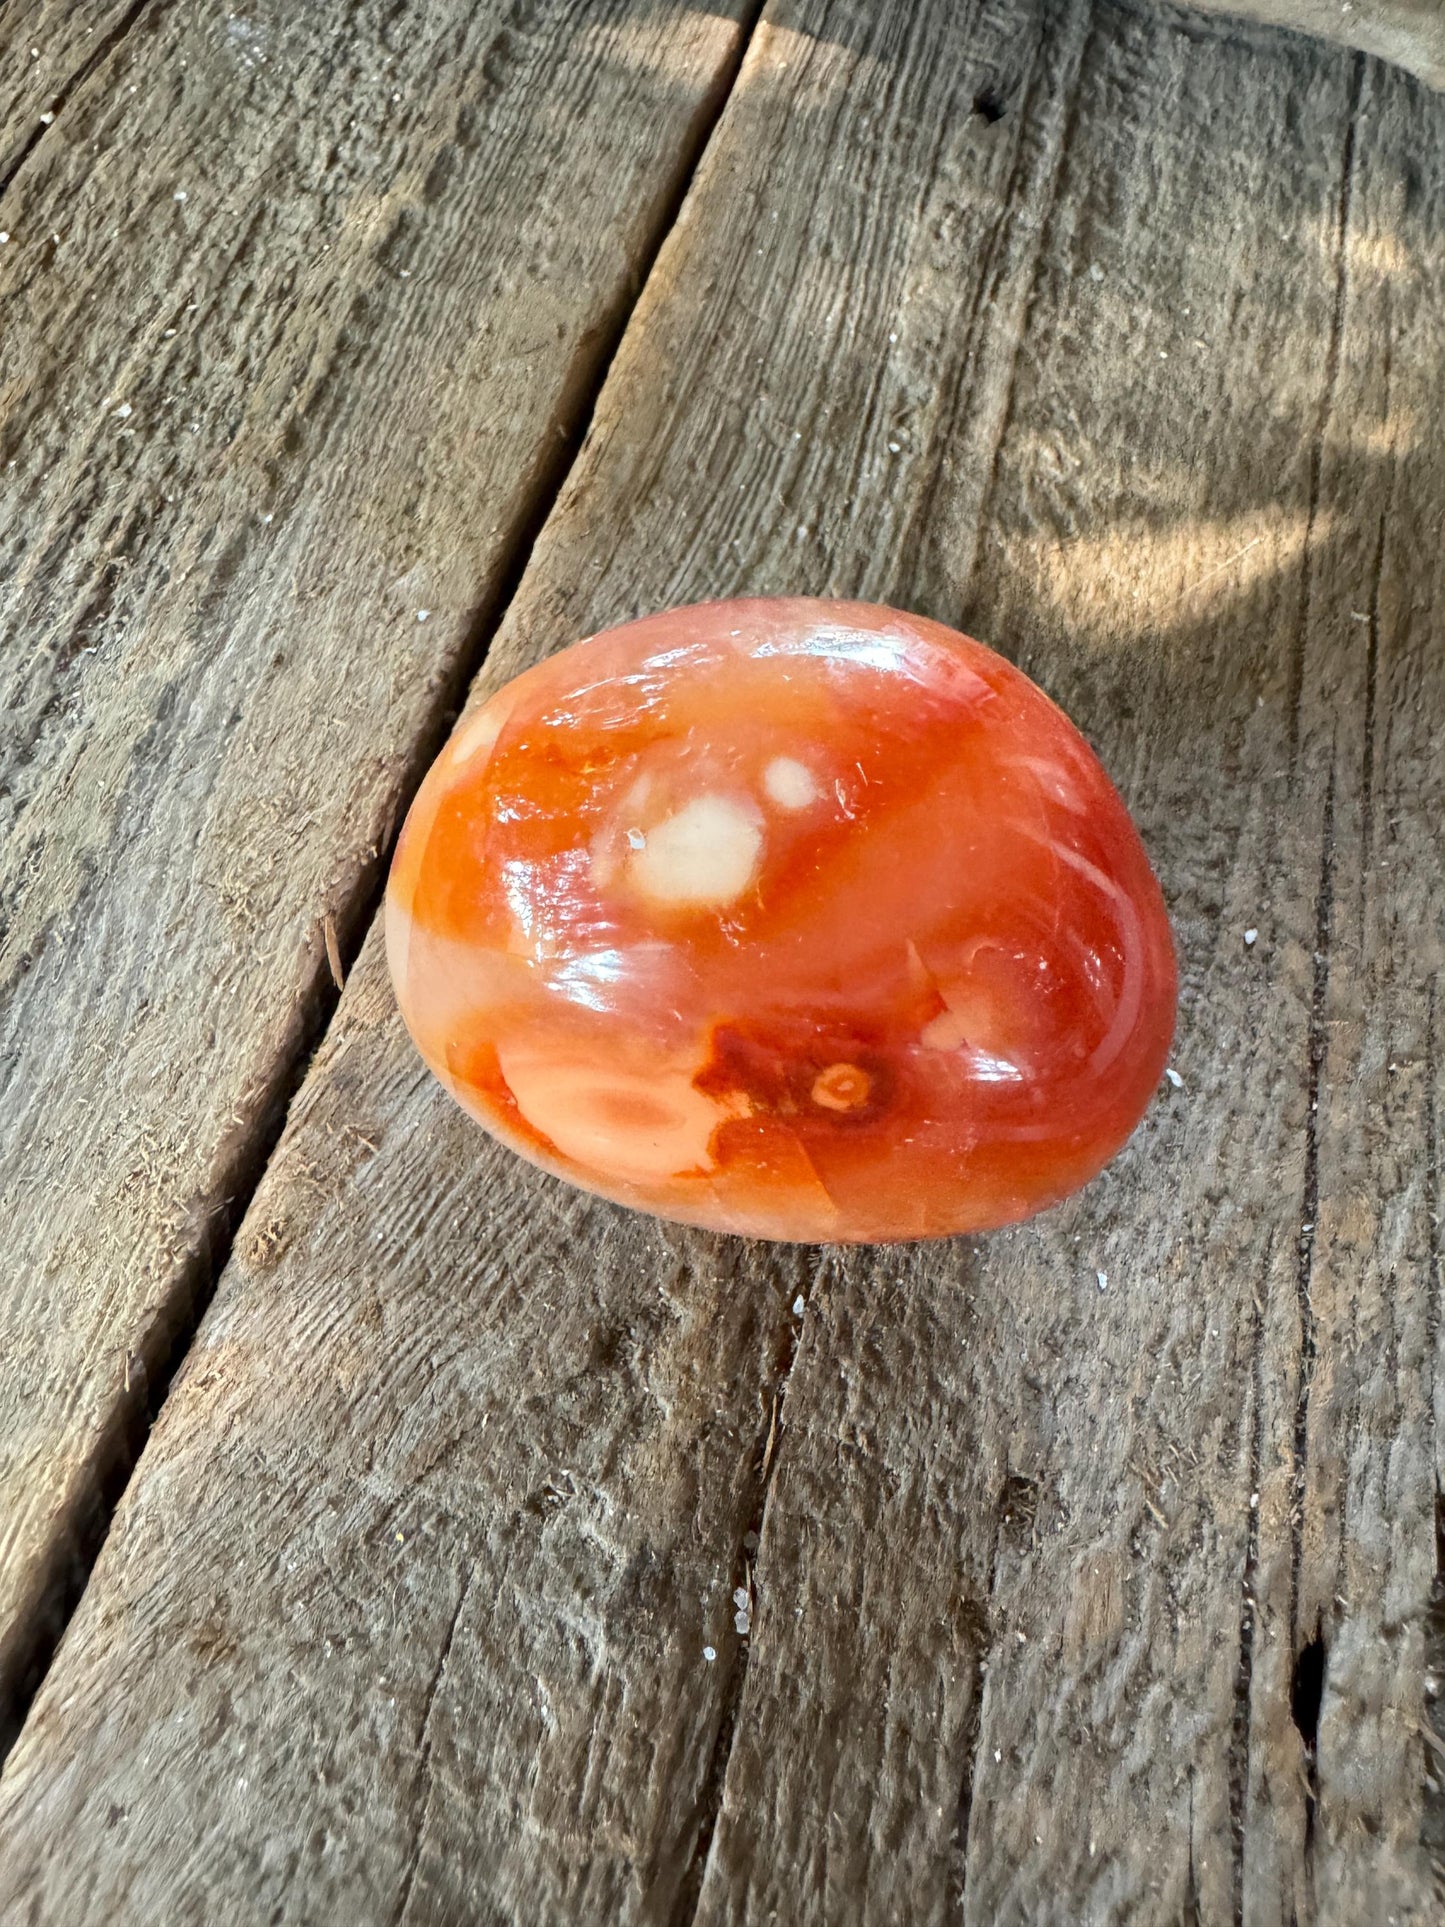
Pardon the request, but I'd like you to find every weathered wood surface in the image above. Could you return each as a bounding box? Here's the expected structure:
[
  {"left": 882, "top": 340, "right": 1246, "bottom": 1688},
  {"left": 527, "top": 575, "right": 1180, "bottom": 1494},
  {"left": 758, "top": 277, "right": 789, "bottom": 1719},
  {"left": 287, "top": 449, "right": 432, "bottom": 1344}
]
[
  {"left": 0, "top": 6, "right": 143, "bottom": 183},
  {"left": 3, "top": 0, "right": 1444, "bottom": 1922},
  {"left": 0, "top": 0, "right": 754, "bottom": 1748},
  {"left": 1195, "top": 0, "right": 1445, "bottom": 88}
]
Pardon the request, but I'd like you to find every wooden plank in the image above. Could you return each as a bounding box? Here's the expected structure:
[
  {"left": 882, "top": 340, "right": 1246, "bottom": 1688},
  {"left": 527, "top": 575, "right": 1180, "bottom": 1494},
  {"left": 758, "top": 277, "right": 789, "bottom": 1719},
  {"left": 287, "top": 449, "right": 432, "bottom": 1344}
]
[
  {"left": 0, "top": 0, "right": 753, "bottom": 1748},
  {"left": 1284, "top": 53, "right": 1445, "bottom": 1918},
  {"left": 2, "top": 3, "right": 1442, "bottom": 1924},
  {"left": 692, "top": 12, "right": 1445, "bottom": 1924}
]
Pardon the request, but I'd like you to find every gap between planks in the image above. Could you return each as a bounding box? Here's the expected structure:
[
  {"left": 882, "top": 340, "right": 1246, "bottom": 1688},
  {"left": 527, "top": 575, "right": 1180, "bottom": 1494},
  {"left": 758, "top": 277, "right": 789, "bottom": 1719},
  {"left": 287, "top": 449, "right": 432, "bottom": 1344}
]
[
  {"left": 668, "top": 1249, "right": 816, "bottom": 1927},
  {"left": 0, "top": 0, "right": 770, "bottom": 1774}
]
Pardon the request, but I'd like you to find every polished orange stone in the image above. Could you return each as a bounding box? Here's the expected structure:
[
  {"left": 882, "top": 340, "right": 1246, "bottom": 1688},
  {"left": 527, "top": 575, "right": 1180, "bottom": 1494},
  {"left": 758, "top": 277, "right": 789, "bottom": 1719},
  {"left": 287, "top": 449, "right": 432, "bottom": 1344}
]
[{"left": 387, "top": 598, "right": 1176, "bottom": 1242}]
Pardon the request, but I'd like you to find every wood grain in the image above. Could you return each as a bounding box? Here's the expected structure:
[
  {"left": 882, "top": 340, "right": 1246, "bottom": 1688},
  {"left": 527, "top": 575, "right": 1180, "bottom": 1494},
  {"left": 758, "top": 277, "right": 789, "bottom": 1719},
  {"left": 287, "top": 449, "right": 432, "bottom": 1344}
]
[
  {"left": 0, "top": 0, "right": 752, "bottom": 1748},
  {"left": 2, "top": 0, "right": 1443, "bottom": 1922},
  {"left": 0, "top": 2, "right": 146, "bottom": 184}
]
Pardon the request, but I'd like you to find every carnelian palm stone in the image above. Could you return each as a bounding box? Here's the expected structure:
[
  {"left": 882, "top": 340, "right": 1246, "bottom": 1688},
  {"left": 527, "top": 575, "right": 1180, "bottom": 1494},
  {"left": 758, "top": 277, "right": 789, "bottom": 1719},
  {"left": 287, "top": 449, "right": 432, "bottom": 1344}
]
[{"left": 387, "top": 598, "right": 1176, "bottom": 1243}]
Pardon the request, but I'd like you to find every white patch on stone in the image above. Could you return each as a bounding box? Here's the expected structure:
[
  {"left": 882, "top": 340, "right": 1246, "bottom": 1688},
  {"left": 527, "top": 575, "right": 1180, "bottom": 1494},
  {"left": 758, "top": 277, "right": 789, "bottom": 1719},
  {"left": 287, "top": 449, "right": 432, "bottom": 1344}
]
[
  {"left": 920, "top": 1009, "right": 971, "bottom": 1051},
  {"left": 449, "top": 703, "right": 508, "bottom": 770},
  {"left": 919, "top": 970, "right": 1024, "bottom": 1081},
  {"left": 629, "top": 794, "right": 763, "bottom": 908},
  {"left": 763, "top": 756, "right": 818, "bottom": 810}
]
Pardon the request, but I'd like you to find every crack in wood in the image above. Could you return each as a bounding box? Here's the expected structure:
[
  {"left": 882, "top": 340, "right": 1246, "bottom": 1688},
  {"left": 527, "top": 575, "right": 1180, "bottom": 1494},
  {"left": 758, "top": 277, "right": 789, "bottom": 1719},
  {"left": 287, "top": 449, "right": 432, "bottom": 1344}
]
[
  {"left": 1424, "top": 1492, "right": 1445, "bottom": 1871},
  {"left": 1273, "top": 749, "right": 1337, "bottom": 1914},
  {"left": 1290, "top": 1632, "right": 1326, "bottom": 1855},
  {"left": 1360, "top": 508, "right": 1386, "bottom": 885},
  {"left": 0, "top": 0, "right": 160, "bottom": 205},
  {"left": 1252, "top": 66, "right": 1361, "bottom": 1890},
  {"left": 1230, "top": 1294, "right": 1266, "bottom": 1926},
  {"left": 0, "top": 0, "right": 770, "bottom": 1777},
  {"left": 1184, "top": 1778, "right": 1202, "bottom": 1927},
  {"left": 0, "top": 1004, "right": 312, "bottom": 1762},
  {"left": 390, "top": 1564, "right": 474, "bottom": 1927},
  {"left": 1292, "top": 754, "right": 1336, "bottom": 1637},
  {"left": 668, "top": 1251, "right": 812, "bottom": 1927},
  {"left": 1428, "top": 984, "right": 1442, "bottom": 1496},
  {"left": 1287, "top": 52, "right": 1364, "bottom": 765},
  {"left": 1424, "top": 988, "right": 1445, "bottom": 1871},
  {"left": 949, "top": 1511, "right": 1001, "bottom": 1918},
  {"left": 1357, "top": 268, "right": 1394, "bottom": 922}
]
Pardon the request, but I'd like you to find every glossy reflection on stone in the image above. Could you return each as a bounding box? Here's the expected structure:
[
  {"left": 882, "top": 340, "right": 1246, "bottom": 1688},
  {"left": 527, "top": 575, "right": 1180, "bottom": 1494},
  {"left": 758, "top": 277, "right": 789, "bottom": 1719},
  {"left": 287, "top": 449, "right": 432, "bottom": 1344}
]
[{"left": 386, "top": 598, "right": 1177, "bottom": 1242}]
